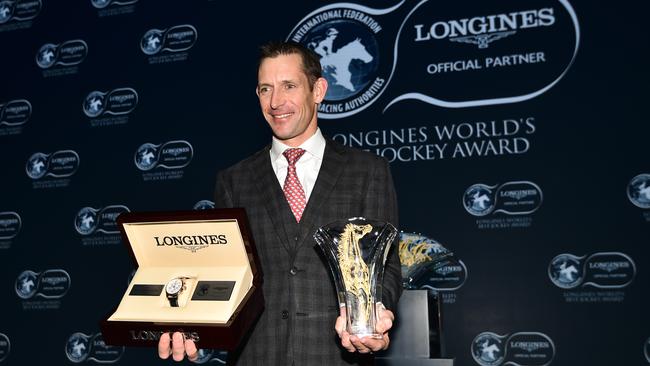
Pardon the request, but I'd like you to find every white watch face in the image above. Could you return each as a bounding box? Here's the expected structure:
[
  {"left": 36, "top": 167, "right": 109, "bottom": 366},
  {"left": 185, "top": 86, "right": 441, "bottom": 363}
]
[{"left": 166, "top": 278, "right": 183, "bottom": 295}]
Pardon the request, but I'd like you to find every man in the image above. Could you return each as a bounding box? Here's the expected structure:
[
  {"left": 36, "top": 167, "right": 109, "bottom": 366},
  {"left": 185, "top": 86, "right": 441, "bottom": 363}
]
[{"left": 159, "top": 41, "right": 402, "bottom": 365}]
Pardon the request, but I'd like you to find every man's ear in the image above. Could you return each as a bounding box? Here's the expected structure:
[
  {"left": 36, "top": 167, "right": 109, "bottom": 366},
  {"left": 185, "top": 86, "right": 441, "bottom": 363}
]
[{"left": 313, "top": 77, "right": 328, "bottom": 104}]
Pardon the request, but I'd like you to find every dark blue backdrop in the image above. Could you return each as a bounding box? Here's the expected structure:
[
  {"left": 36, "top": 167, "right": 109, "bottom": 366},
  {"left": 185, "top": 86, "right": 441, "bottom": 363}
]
[{"left": 1, "top": 1, "right": 648, "bottom": 365}]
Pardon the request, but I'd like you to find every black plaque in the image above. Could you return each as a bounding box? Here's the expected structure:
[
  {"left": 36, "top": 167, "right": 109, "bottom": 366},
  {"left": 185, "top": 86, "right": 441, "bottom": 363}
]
[
  {"left": 129, "top": 284, "right": 164, "bottom": 296},
  {"left": 192, "top": 281, "right": 236, "bottom": 301}
]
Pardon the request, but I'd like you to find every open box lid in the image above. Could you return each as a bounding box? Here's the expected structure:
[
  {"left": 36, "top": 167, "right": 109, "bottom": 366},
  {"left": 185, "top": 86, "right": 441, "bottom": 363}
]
[
  {"left": 101, "top": 208, "right": 264, "bottom": 349},
  {"left": 117, "top": 208, "right": 262, "bottom": 284}
]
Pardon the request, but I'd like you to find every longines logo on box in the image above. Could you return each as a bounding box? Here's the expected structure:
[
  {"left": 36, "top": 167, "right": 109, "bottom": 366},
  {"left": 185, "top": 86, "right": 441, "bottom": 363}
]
[
  {"left": 0, "top": 211, "right": 21, "bottom": 249},
  {"left": 0, "top": 333, "right": 9, "bottom": 362},
  {"left": 66, "top": 332, "right": 124, "bottom": 364},
  {"left": 156, "top": 234, "right": 228, "bottom": 253},
  {"left": 35, "top": 39, "right": 88, "bottom": 77},
  {"left": 26, "top": 150, "right": 80, "bottom": 189},
  {"left": 134, "top": 140, "right": 193, "bottom": 181},
  {"left": 548, "top": 252, "right": 636, "bottom": 303},
  {"left": 140, "top": 24, "right": 197, "bottom": 64},
  {"left": 15, "top": 269, "right": 71, "bottom": 310},
  {"left": 91, "top": 0, "right": 137, "bottom": 17},
  {"left": 0, "top": 0, "right": 41, "bottom": 32},
  {"left": 129, "top": 330, "right": 199, "bottom": 343},
  {"left": 462, "top": 180, "right": 542, "bottom": 229},
  {"left": 83, "top": 88, "right": 138, "bottom": 127},
  {"left": 471, "top": 332, "right": 555, "bottom": 366},
  {"left": 0, "top": 99, "right": 31, "bottom": 135},
  {"left": 75, "top": 205, "right": 130, "bottom": 246}
]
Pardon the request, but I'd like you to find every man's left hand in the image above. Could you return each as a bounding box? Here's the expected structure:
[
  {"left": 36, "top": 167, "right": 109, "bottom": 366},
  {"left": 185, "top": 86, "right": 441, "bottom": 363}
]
[{"left": 335, "top": 304, "right": 394, "bottom": 354}]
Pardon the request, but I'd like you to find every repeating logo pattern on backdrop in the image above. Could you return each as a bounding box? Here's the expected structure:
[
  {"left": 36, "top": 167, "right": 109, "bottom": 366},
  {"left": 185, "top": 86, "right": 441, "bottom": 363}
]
[
  {"left": 627, "top": 173, "right": 650, "bottom": 222},
  {"left": 0, "top": 211, "right": 21, "bottom": 249},
  {"left": 471, "top": 332, "right": 555, "bottom": 366},
  {"left": 25, "top": 150, "right": 80, "bottom": 189},
  {"left": 35, "top": 39, "right": 88, "bottom": 77},
  {"left": 193, "top": 200, "right": 215, "bottom": 210},
  {"left": 83, "top": 88, "right": 138, "bottom": 126},
  {"left": 140, "top": 24, "right": 197, "bottom": 64},
  {"left": 399, "top": 232, "right": 467, "bottom": 304},
  {"left": 15, "top": 269, "right": 71, "bottom": 310},
  {"left": 134, "top": 140, "right": 193, "bottom": 181},
  {"left": 549, "top": 252, "right": 636, "bottom": 302},
  {"left": 463, "top": 181, "right": 542, "bottom": 229},
  {"left": 65, "top": 332, "right": 124, "bottom": 363},
  {"left": 190, "top": 349, "right": 228, "bottom": 364},
  {"left": 0, "top": 0, "right": 40, "bottom": 32},
  {"left": 75, "top": 205, "right": 130, "bottom": 246},
  {"left": 0, "top": 333, "right": 9, "bottom": 362},
  {"left": 0, "top": 99, "right": 31, "bottom": 135},
  {"left": 90, "top": 0, "right": 137, "bottom": 17}
]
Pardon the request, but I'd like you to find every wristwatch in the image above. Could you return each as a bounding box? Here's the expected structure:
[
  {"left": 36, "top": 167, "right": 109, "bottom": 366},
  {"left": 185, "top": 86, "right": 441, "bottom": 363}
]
[{"left": 165, "top": 277, "right": 188, "bottom": 307}]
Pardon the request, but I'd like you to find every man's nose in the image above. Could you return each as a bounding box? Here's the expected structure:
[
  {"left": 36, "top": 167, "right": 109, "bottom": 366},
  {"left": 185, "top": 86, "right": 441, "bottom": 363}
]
[{"left": 270, "top": 90, "right": 284, "bottom": 109}]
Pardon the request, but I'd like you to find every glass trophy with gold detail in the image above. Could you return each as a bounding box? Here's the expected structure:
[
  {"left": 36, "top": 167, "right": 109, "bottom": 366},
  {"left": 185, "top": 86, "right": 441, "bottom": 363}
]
[{"left": 314, "top": 217, "right": 397, "bottom": 338}]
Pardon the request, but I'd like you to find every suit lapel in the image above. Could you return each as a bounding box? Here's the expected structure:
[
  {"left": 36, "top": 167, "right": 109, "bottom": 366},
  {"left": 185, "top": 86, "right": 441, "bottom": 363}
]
[
  {"left": 248, "top": 146, "right": 295, "bottom": 254},
  {"left": 296, "top": 140, "right": 347, "bottom": 247}
]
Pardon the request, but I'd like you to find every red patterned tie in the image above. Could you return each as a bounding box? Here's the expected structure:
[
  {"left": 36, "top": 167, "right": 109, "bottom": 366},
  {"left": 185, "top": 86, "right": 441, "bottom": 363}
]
[{"left": 282, "top": 148, "right": 307, "bottom": 222}]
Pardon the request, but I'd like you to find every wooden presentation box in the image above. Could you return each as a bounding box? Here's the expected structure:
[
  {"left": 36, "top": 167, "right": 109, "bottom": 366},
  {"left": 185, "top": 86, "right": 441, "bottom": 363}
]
[{"left": 100, "top": 208, "right": 263, "bottom": 350}]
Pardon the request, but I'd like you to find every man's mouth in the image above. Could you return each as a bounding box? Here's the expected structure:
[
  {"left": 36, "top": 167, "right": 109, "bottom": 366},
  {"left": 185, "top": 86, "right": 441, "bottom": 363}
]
[{"left": 272, "top": 112, "right": 293, "bottom": 119}]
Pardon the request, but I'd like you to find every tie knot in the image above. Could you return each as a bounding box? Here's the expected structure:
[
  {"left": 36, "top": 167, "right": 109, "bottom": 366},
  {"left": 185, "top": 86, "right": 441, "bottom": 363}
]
[{"left": 283, "top": 148, "right": 306, "bottom": 166}]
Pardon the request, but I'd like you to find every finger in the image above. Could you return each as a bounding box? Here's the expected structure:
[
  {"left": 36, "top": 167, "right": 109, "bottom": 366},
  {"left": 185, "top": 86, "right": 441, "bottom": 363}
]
[
  {"left": 157, "top": 332, "right": 172, "bottom": 359},
  {"left": 361, "top": 337, "right": 381, "bottom": 351},
  {"left": 340, "top": 331, "right": 355, "bottom": 352},
  {"left": 350, "top": 335, "right": 372, "bottom": 354},
  {"left": 184, "top": 339, "right": 199, "bottom": 362},
  {"left": 171, "top": 332, "right": 186, "bottom": 361},
  {"left": 335, "top": 315, "right": 346, "bottom": 337},
  {"left": 376, "top": 315, "right": 393, "bottom": 334},
  {"left": 376, "top": 309, "right": 394, "bottom": 333},
  {"left": 362, "top": 334, "right": 389, "bottom": 352}
]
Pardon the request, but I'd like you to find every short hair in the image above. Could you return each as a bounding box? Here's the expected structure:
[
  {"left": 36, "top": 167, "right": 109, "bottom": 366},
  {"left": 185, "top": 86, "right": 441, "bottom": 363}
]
[{"left": 258, "top": 41, "right": 322, "bottom": 89}]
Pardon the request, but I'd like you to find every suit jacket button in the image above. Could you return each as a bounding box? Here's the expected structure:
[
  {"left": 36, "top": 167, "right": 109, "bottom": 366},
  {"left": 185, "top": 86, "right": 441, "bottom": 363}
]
[
  {"left": 289, "top": 266, "right": 298, "bottom": 276},
  {"left": 281, "top": 310, "right": 289, "bottom": 319}
]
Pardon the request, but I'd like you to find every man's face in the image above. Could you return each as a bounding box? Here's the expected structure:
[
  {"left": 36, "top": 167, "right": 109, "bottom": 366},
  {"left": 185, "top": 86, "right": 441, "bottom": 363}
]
[{"left": 257, "top": 53, "right": 327, "bottom": 147}]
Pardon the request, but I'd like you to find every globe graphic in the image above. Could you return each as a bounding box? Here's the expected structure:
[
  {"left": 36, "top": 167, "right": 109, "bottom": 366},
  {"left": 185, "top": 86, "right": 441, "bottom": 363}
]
[{"left": 303, "top": 20, "right": 379, "bottom": 101}]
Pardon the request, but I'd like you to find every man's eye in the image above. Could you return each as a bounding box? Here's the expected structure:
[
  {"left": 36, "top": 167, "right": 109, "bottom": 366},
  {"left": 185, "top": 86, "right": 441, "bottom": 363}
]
[
  {"left": 259, "top": 87, "right": 270, "bottom": 94},
  {"left": 285, "top": 84, "right": 296, "bottom": 89}
]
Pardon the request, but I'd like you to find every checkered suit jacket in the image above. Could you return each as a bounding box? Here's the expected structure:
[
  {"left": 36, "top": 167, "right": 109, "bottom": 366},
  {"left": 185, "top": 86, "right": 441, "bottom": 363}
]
[{"left": 214, "top": 138, "right": 402, "bottom": 366}]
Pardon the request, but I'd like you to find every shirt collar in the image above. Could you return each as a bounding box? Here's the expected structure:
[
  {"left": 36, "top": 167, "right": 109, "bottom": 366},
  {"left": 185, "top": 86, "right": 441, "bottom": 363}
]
[{"left": 270, "top": 128, "right": 326, "bottom": 163}]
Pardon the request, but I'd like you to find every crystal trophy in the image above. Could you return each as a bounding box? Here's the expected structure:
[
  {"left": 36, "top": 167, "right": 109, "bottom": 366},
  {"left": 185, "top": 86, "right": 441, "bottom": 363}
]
[{"left": 314, "top": 217, "right": 397, "bottom": 338}]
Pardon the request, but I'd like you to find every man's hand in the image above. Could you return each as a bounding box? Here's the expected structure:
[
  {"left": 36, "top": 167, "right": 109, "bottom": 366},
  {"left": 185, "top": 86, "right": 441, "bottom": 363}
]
[
  {"left": 335, "top": 304, "right": 394, "bottom": 354},
  {"left": 158, "top": 332, "right": 199, "bottom": 362}
]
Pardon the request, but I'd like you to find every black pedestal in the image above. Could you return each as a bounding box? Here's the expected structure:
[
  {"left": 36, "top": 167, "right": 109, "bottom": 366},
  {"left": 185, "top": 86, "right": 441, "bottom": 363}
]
[{"left": 375, "top": 290, "right": 454, "bottom": 366}]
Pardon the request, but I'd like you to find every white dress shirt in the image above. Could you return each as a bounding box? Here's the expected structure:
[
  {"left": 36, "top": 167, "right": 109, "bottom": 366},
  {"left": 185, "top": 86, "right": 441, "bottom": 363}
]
[{"left": 270, "top": 128, "right": 326, "bottom": 202}]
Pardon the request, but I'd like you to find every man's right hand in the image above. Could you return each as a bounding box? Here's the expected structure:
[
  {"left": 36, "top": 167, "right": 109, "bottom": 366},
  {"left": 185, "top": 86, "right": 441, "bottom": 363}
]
[{"left": 158, "top": 332, "right": 199, "bottom": 362}]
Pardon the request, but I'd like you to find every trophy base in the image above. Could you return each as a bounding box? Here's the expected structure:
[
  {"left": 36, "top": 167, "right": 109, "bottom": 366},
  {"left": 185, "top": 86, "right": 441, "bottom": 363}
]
[
  {"left": 349, "top": 327, "right": 382, "bottom": 339},
  {"left": 354, "top": 333, "right": 383, "bottom": 339}
]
